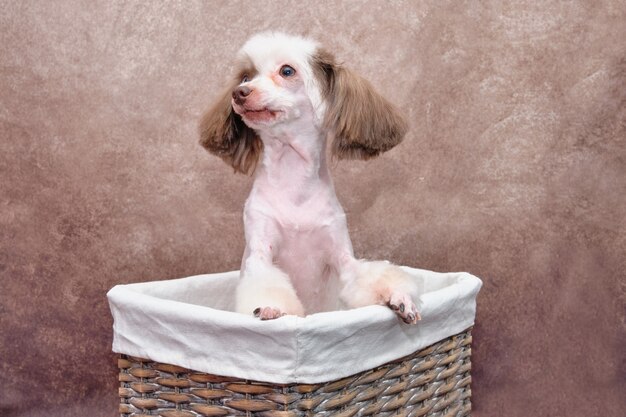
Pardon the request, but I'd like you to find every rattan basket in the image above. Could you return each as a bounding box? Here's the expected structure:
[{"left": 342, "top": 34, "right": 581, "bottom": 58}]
[{"left": 117, "top": 327, "right": 472, "bottom": 417}]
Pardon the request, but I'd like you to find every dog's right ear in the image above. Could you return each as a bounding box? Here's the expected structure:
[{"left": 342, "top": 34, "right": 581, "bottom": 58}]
[{"left": 198, "top": 82, "right": 262, "bottom": 175}]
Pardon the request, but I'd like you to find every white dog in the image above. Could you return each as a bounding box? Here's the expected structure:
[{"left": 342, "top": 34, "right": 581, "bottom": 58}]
[{"left": 199, "top": 32, "right": 420, "bottom": 324}]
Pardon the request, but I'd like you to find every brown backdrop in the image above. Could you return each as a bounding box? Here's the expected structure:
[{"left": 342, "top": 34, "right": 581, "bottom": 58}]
[{"left": 1, "top": 1, "right": 624, "bottom": 416}]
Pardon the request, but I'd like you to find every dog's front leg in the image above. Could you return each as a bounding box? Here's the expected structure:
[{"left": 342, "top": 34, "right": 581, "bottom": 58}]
[
  {"left": 235, "top": 215, "right": 304, "bottom": 319},
  {"left": 237, "top": 251, "right": 305, "bottom": 319},
  {"left": 337, "top": 254, "right": 422, "bottom": 324}
]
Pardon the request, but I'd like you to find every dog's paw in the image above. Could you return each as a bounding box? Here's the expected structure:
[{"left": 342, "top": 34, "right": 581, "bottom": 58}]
[
  {"left": 388, "top": 292, "right": 421, "bottom": 324},
  {"left": 253, "top": 306, "right": 286, "bottom": 320}
]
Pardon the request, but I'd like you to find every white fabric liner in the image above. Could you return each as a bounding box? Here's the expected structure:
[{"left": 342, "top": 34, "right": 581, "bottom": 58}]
[{"left": 107, "top": 267, "right": 482, "bottom": 384}]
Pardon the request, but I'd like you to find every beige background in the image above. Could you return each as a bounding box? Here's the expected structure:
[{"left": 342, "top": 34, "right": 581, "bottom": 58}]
[{"left": 1, "top": 1, "right": 625, "bottom": 416}]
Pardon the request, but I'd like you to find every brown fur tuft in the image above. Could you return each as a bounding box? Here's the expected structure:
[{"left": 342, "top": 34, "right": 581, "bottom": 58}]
[
  {"left": 198, "top": 58, "right": 262, "bottom": 175},
  {"left": 313, "top": 50, "right": 408, "bottom": 160}
]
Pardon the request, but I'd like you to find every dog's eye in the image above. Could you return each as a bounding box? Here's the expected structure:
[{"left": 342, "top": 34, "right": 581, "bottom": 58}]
[
  {"left": 280, "top": 65, "right": 296, "bottom": 78},
  {"left": 241, "top": 74, "right": 249, "bottom": 83}
]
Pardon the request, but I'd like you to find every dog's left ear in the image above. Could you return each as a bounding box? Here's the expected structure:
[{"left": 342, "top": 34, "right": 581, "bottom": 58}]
[
  {"left": 313, "top": 50, "right": 408, "bottom": 160},
  {"left": 198, "top": 83, "right": 262, "bottom": 175}
]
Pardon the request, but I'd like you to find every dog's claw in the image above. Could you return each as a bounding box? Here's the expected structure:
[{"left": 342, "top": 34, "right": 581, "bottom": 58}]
[
  {"left": 399, "top": 303, "right": 405, "bottom": 313},
  {"left": 253, "top": 308, "right": 261, "bottom": 317}
]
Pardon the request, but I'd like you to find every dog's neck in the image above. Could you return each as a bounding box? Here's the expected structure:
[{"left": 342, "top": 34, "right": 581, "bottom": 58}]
[{"left": 254, "top": 120, "right": 331, "bottom": 189}]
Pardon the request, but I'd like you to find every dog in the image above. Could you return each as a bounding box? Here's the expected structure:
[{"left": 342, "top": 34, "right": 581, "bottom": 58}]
[{"left": 199, "top": 32, "right": 420, "bottom": 324}]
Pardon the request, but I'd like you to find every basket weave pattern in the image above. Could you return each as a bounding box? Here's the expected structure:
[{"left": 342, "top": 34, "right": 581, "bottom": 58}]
[{"left": 118, "top": 328, "right": 472, "bottom": 417}]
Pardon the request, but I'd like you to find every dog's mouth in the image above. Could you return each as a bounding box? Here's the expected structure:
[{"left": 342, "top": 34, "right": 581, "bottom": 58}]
[
  {"left": 244, "top": 107, "right": 276, "bottom": 114},
  {"left": 240, "top": 106, "right": 282, "bottom": 123},
  {"left": 233, "top": 102, "right": 282, "bottom": 123}
]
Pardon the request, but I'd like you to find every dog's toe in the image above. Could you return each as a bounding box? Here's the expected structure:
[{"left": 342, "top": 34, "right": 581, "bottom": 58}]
[
  {"left": 254, "top": 306, "right": 285, "bottom": 320},
  {"left": 388, "top": 293, "right": 420, "bottom": 325}
]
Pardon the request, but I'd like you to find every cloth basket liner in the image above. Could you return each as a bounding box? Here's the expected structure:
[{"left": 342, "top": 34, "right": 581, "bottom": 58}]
[{"left": 107, "top": 266, "right": 482, "bottom": 384}]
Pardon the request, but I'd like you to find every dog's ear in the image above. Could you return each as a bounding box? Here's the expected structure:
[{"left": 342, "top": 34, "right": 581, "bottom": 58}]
[
  {"left": 198, "top": 82, "right": 262, "bottom": 175},
  {"left": 313, "top": 50, "right": 408, "bottom": 160}
]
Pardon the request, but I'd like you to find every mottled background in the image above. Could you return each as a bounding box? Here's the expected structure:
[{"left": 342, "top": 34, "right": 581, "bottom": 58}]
[{"left": 1, "top": 1, "right": 624, "bottom": 416}]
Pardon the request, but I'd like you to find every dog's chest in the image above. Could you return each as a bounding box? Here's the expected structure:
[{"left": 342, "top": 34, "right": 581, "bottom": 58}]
[{"left": 274, "top": 224, "right": 343, "bottom": 313}]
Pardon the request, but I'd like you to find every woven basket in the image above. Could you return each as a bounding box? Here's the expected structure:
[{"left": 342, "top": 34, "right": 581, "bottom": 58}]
[{"left": 117, "top": 327, "right": 472, "bottom": 417}]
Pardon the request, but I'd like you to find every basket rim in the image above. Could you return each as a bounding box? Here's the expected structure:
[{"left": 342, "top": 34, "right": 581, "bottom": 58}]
[{"left": 108, "top": 268, "right": 481, "bottom": 384}]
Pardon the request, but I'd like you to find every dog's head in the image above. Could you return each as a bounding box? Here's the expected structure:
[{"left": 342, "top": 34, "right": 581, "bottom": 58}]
[{"left": 199, "top": 32, "right": 408, "bottom": 174}]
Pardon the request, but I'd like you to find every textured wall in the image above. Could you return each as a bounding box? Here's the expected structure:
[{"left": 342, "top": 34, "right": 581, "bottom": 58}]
[{"left": 1, "top": 1, "right": 624, "bottom": 416}]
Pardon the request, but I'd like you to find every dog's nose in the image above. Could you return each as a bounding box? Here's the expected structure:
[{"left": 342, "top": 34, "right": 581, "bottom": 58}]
[{"left": 232, "top": 86, "right": 252, "bottom": 105}]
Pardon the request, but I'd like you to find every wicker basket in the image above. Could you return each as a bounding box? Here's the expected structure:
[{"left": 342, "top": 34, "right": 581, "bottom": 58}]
[{"left": 117, "top": 327, "right": 472, "bottom": 417}]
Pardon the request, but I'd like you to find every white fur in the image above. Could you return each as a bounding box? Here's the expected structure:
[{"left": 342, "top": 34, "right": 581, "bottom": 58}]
[
  {"left": 238, "top": 32, "right": 326, "bottom": 126},
  {"left": 228, "top": 32, "right": 420, "bottom": 323}
]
